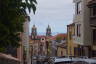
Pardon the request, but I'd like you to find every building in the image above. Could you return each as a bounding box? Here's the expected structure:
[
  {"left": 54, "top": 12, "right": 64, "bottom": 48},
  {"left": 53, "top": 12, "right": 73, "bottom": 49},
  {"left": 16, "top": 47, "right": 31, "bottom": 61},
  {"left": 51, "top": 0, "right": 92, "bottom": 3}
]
[
  {"left": 17, "top": 33, "right": 24, "bottom": 64},
  {"left": 73, "top": 0, "right": 92, "bottom": 57},
  {"left": 30, "top": 25, "right": 52, "bottom": 56},
  {"left": 57, "top": 43, "right": 67, "bottom": 57},
  {"left": 51, "top": 34, "right": 67, "bottom": 57},
  {"left": 29, "top": 25, "right": 52, "bottom": 64},
  {"left": 87, "top": 0, "right": 96, "bottom": 57},
  {"left": 46, "top": 25, "right": 52, "bottom": 36},
  {"left": 67, "top": 23, "right": 75, "bottom": 56},
  {"left": 29, "top": 25, "right": 39, "bottom": 64},
  {"left": 73, "top": 0, "right": 96, "bottom": 57},
  {"left": 21, "top": 16, "right": 31, "bottom": 64},
  {"left": 30, "top": 25, "right": 47, "bottom": 57}
]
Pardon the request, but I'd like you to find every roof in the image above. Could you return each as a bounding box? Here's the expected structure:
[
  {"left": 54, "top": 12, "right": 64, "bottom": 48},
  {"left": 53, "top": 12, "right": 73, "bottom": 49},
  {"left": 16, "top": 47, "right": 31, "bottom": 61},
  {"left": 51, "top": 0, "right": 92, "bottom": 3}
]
[
  {"left": 37, "top": 35, "right": 46, "bottom": 38},
  {"left": 57, "top": 43, "right": 67, "bottom": 48},
  {"left": 50, "top": 33, "right": 67, "bottom": 40},
  {"left": 67, "top": 23, "right": 75, "bottom": 27}
]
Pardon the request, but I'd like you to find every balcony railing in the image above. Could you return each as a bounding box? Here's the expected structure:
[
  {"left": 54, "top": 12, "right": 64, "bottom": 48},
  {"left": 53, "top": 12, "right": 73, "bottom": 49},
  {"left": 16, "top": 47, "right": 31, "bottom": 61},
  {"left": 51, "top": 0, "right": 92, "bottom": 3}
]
[{"left": 0, "top": 53, "right": 20, "bottom": 64}]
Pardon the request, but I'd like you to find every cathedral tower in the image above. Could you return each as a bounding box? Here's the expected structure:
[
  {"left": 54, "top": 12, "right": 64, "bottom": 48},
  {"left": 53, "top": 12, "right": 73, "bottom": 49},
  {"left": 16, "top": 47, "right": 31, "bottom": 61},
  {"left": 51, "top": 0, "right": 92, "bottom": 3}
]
[
  {"left": 31, "top": 25, "right": 37, "bottom": 38},
  {"left": 46, "top": 25, "right": 51, "bottom": 36}
]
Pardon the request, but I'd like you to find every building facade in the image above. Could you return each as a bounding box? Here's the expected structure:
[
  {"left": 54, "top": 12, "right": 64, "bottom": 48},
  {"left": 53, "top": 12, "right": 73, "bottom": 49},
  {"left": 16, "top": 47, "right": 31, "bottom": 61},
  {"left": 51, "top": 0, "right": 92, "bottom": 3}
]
[
  {"left": 52, "top": 34, "right": 67, "bottom": 57},
  {"left": 67, "top": 23, "right": 75, "bottom": 56},
  {"left": 46, "top": 25, "right": 52, "bottom": 36},
  {"left": 87, "top": 0, "right": 96, "bottom": 57},
  {"left": 73, "top": 0, "right": 96, "bottom": 57},
  {"left": 21, "top": 16, "right": 31, "bottom": 64},
  {"left": 57, "top": 43, "right": 67, "bottom": 57},
  {"left": 29, "top": 25, "right": 53, "bottom": 64}
]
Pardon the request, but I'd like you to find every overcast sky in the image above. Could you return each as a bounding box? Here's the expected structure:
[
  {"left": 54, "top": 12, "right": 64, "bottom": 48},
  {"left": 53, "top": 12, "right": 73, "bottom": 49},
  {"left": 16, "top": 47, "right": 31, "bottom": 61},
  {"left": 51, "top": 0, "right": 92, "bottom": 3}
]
[{"left": 29, "top": 0, "right": 74, "bottom": 35}]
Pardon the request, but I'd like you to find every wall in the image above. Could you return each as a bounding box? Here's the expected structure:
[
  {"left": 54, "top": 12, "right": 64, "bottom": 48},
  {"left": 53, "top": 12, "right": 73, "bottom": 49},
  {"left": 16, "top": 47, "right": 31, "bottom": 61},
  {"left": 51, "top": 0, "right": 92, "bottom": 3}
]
[
  {"left": 73, "top": 0, "right": 92, "bottom": 45},
  {"left": 57, "top": 47, "right": 66, "bottom": 57}
]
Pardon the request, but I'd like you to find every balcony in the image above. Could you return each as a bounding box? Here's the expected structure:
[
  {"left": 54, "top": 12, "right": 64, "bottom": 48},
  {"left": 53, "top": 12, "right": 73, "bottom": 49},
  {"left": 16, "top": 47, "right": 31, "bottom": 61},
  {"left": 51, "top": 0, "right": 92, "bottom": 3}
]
[
  {"left": 90, "top": 18, "right": 96, "bottom": 26},
  {"left": 87, "top": 0, "right": 96, "bottom": 7}
]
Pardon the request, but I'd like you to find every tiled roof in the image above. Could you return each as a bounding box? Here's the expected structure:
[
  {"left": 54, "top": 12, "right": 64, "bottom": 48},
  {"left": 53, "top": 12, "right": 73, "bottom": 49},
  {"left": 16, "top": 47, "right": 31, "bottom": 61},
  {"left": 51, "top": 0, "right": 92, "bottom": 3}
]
[
  {"left": 37, "top": 35, "right": 46, "bottom": 38},
  {"left": 50, "top": 33, "right": 67, "bottom": 40}
]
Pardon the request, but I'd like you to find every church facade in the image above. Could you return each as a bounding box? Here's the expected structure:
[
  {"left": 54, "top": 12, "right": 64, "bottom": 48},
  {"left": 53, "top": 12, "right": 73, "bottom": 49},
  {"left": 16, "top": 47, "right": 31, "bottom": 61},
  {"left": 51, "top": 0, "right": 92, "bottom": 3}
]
[{"left": 29, "top": 25, "right": 52, "bottom": 63}]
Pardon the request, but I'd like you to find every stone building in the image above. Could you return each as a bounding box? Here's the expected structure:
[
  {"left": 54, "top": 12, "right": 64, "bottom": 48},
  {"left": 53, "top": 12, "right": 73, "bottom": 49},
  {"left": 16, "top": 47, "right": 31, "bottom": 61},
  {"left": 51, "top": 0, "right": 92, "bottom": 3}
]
[
  {"left": 73, "top": 0, "right": 96, "bottom": 57},
  {"left": 49, "top": 34, "right": 67, "bottom": 57},
  {"left": 29, "top": 25, "right": 52, "bottom": 64},
  {"left": 87, "top": 0, "right": 96, "bottom": 57},
  {"left": 46, "top": 25, "right": 52, "bottom": 36},
  {"left": 21, "top": 16, "right": 31, "bottom": 64}
]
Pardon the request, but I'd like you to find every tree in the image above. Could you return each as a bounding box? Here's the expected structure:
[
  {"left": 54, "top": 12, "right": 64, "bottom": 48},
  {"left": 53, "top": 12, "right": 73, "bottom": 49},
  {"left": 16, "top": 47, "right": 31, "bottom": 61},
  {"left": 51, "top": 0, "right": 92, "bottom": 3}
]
[
  {"left": 0, "top": 0, "right": 37, "bottom": 52},
  {"left": 56, "top": 36, "right": 62, "bottom": 43}
]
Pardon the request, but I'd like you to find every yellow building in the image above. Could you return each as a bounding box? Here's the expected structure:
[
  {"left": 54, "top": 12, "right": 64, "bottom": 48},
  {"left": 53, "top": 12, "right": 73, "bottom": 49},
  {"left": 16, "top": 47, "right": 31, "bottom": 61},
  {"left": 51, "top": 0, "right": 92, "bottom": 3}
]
[
  {"left": 54, "top": 34, "right": 67, "bottom": 57},
  {"left": 57, "top": 43, "right": 67, "bottom": 57},
  {"left": 67, "top": 23, "right": 75, "bottom": 56}
]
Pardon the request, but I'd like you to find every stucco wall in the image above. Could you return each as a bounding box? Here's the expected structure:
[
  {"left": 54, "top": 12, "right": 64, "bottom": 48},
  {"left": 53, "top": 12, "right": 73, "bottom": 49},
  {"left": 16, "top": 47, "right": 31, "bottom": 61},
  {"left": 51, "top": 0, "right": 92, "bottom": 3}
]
[{"left": 73, "top": 0, "right": 92, "bottom": 45}]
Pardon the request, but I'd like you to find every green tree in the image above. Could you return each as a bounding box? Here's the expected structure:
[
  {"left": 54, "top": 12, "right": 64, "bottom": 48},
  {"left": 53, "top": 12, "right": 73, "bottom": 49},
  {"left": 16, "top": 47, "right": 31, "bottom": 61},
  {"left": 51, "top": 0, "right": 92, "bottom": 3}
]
[
  {"left": 56, "top": 36, "right": 62, "bottom": 43},
  {"left": 0, "top": 0, "right": 37, "bottom": 52}
]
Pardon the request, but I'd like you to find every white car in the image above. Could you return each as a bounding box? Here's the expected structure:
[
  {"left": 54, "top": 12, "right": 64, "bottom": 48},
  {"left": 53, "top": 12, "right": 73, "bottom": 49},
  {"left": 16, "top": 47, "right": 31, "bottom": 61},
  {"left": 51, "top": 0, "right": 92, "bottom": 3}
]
[{"left": 53, "top": 57, "right": 96, "bottom": 64}]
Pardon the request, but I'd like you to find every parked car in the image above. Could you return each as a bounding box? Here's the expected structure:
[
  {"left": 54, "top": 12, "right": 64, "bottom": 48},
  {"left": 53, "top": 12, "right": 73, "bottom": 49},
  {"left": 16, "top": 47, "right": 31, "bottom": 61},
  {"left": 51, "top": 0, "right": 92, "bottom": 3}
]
[
  {"left": 79, "top": 56, "right": 88, "bottom": 59},
  {"left": 72, "top": 61, "right": 88, "bottom": 64},
  {"left": 53, "top": 57, "right": 96, "bottom": 64}
]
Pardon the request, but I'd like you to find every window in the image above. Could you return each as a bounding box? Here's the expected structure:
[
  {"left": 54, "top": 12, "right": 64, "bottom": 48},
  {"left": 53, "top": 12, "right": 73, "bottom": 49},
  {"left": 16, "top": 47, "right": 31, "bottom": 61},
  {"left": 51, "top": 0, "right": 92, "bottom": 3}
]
[
  {"left": 72, "top": 26, "right": 75, "bottom": 36},
  {"left": 93, "top": 29, "right": 96, "bottom": 45},
  {"left": 63, "top": 37, "right": 66, "bottom": 40},
  {"left": 74, "top": 27, "right": 75, "bottom": 35},
  {"left": 93, "top": 7, "right": 96, "bottom": 16},
  {"left": 42, "top": 38, "right": 44, "bottom": 40},
  {"left": 61, "top": 51, "right": 63, "bottom": 56},
  {"left": 90, "top": 6, "right": 96, "bottom": 17},
  {"left": 77, "top": 24, "right": 81, "bottom": 37},
  {"left": 69, "top": 31, "right": 72, "bottom": 40},
  {"left": 68, "top": 26, "right": 72, "bottom": 40},
  {"left": 77, "top": 2, "right": 81, "bottom": 14},
  {"left": 92, "top": 50, "right": 96, "bottom": 57},
  {"left": 92, "top": 7, "right": 96, "bottom": 16}
]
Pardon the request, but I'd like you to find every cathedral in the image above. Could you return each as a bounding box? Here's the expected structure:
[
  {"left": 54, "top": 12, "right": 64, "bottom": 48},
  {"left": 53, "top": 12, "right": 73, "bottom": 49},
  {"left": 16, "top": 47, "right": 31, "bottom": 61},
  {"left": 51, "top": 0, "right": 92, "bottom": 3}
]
[
  {"left": 46, "top": 25, "right": 52, "bottom": 36},
  {"left": 31, "top": 24, "right": 52, "bottom": 38},
  {"left": 29, "top": 25, "right": 52, "bottom": 63}
]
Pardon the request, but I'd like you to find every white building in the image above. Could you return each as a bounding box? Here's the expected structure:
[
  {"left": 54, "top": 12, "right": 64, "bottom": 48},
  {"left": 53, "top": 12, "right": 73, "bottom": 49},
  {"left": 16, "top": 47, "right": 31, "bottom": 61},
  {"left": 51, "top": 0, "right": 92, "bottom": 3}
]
[{"left": 22, "top": 16, "right": 31, "bottom": 64}]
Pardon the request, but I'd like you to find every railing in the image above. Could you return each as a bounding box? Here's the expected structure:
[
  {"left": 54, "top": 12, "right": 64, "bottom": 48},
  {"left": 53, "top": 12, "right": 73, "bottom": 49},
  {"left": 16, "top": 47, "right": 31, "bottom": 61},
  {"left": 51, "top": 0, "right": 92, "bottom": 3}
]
[{"left": 0, "top": 53, "right": 20, "bottom": 64}]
